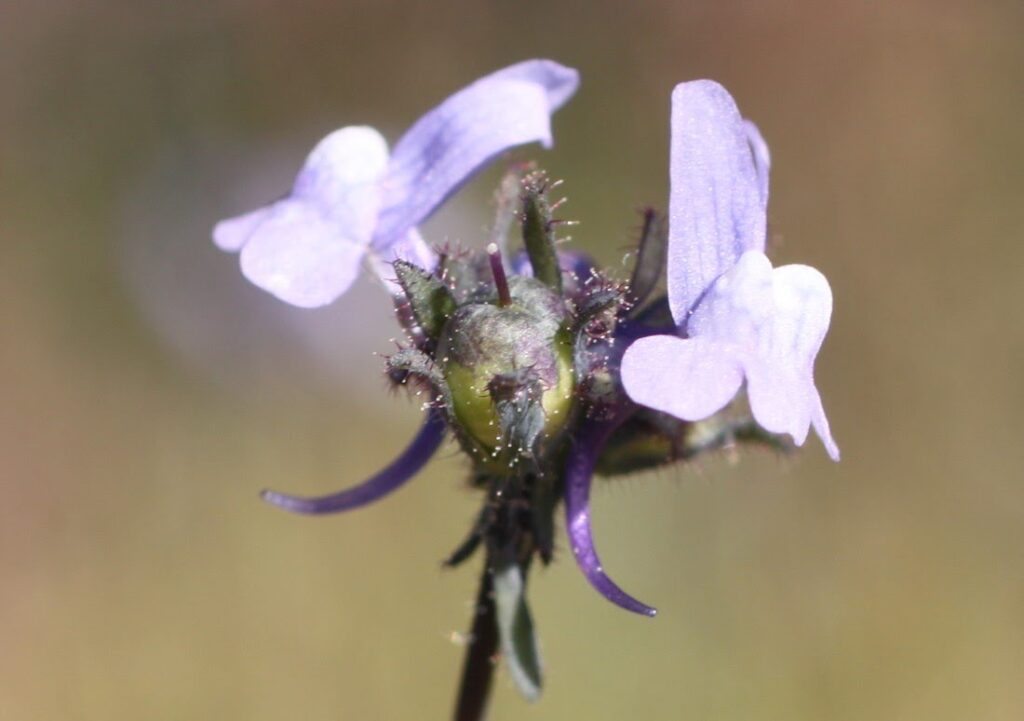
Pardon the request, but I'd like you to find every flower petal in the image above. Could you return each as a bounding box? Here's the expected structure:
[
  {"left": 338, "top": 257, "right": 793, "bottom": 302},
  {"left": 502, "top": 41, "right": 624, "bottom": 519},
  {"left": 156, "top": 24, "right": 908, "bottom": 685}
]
[
  {"left": 260, "top": 407, "right": 447, "bottom": 514},
  {"left": 213, "top": 206, "right": 274, "bottom": 252},
  {"left": 687, "top": 250, "right": 775, "bottom": 343},
  {"left": 620, "top": 334, "right": 744, "bottom": 421},
  {"left": 742, "top": 359, "right": 811, "bottom": 443},
  {"left": 290, "top": 126, "right": 389, "bottom": 245},
  {"left": 743, "top": 119, "right": 771, "bottom": 208},
  {"left": 810, "top": 387, "right": 841, "bottom": 461},
  {"left": 293, "top": 125, "right": 390, "bottom": 197},
  {"left": 564, "top": 417, "right": 657, "bottom": 617},
  {"left": 214, "top": 126, "right": 390, "bottom": 307},
  {"left": 374, "top": 59, "right": 579, "bottom": 248},
  {"left": 238, "top": 198, "right": 367, "bottom": 308},
  {"left": 667, "top": 80, "right": 766, "bottom": 326},
  {"left": 744, "top": 361, "right": 841, "bottom": 459},
  {"left": 743, "top": 262, "right": 838, "bottom": 456},
  {"left": 684, "top": 251, "right": 838, "bottom": 456},
  {"left": 760, "top": 263, "right": 833, "bottom": 375}
]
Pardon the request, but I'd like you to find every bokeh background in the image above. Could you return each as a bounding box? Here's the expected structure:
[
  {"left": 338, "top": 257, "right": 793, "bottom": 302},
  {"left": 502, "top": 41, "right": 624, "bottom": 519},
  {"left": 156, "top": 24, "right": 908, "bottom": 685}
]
[{"left": 3, "top": 1, "right": 1023, "bottom": 719}]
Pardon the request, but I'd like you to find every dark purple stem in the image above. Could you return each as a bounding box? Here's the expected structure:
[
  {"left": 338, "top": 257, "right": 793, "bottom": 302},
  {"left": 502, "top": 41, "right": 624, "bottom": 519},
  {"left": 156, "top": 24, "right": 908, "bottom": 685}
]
[
  {"left": 564, "top": 409, "right": 658, "bottom": 617},
  {"left": 452, "top": 566, "right": 498, "bottom": 721},
  {"left": 261, "top": 408, "right": 446, "bottom": 515}
]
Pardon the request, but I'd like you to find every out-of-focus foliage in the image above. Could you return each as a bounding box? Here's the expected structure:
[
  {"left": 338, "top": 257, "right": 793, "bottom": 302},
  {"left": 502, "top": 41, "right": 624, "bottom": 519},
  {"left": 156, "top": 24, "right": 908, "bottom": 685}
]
[{"left": 2, "top": 2, "right": 1022, "bottom": 719}]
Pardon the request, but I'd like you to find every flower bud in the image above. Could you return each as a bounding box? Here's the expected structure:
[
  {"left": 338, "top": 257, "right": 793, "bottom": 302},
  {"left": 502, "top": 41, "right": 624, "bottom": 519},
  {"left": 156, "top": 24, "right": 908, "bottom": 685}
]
[{"left": 437, "top": 276, "right": 575, "bottom": 457}]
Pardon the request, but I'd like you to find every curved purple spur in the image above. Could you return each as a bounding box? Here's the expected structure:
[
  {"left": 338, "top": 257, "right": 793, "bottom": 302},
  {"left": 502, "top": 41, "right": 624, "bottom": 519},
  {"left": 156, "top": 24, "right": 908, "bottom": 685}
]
[
  {"left": 564, "top": 413, "right": 657, "bottom": 617},
  {"left": 261, "top": 407, "right": 446, "bottom": 515}
]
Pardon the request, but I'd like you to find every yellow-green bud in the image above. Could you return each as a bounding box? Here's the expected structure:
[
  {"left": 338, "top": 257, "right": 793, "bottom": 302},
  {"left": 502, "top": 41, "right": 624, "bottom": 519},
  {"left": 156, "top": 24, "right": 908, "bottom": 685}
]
[{"left": 437, "top": 276, "right": 575, "bottom": 455}]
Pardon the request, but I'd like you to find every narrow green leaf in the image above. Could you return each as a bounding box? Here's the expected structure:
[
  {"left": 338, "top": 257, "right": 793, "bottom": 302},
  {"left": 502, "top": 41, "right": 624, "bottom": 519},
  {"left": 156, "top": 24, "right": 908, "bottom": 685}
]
[
  {"left": 493, "top": 561, "right": 543, "bottom": 701},
  {"left": 520, "top": 171, "right": 563, "bottom": 293},
  {"left": 393, "top": 260, "right": 456, "bottom": 340}
]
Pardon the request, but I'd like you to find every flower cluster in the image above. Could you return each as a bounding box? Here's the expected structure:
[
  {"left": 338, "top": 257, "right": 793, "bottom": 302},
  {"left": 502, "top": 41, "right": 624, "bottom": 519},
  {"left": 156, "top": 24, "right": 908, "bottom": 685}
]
[{"left": 214, "top": 60, "right": 838, "bottom": 717}]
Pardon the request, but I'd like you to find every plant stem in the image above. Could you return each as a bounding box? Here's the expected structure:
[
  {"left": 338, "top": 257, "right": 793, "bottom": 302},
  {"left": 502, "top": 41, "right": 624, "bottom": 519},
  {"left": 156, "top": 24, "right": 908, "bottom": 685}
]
[{"left": 453, "top": 566, "right": 498, "bottom": 721}]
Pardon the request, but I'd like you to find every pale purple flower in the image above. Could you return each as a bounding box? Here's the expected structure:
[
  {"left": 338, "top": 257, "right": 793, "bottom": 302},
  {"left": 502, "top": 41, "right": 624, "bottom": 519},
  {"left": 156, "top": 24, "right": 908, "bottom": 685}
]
[
  {"left": 620, "top": 80, "right": 839, "bottom": 460},
  {"left": 213, "top": 60, "right": 579, "bottom": 308}
]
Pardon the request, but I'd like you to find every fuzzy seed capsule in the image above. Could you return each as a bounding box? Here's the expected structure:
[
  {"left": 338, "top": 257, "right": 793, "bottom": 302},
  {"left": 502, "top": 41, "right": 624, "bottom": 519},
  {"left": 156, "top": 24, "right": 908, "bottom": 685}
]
[{"left": 437, "top": 276, "right": 575, "bottom": 454}]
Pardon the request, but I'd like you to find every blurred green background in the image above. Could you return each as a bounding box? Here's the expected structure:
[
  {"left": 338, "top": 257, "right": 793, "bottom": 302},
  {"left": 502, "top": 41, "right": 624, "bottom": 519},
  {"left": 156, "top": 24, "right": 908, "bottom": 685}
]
[{"left": 3, "top": 1, "right": 1023, "bottom": 719}]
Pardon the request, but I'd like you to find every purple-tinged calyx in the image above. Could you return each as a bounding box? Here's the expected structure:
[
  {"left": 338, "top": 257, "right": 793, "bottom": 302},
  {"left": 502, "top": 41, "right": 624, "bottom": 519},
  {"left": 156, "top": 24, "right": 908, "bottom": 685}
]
[
  {"left": 213, "top": 59, "right": 579, "bottom": 308},
  {"left": 620, "top": 80, "right": 839, "bottom": 460},
  {"left": 261, "top": 408, "right": 446, "bottom": 515}
]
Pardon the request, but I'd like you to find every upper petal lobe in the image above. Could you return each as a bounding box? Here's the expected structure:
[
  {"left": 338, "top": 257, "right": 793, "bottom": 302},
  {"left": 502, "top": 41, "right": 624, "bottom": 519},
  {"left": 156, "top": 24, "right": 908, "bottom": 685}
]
[
  {"left": 293, "top": 126, "right": 390, "bottom": 197},
  {"left": 667, "top": 80, "right": 767, "bottom": 326},
  {"left": 742, "top": 119, "right": 771, "bottom": 209},
  {"left": 375, "top": 60, "right": 579, "bottom": 247}
]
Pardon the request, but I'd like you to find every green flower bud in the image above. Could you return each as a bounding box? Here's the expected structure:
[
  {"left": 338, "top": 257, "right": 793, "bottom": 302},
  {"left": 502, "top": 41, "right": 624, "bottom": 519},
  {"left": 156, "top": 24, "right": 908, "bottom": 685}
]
[{"left": 438, "top": 276, "right": 575, "bottom": 457}]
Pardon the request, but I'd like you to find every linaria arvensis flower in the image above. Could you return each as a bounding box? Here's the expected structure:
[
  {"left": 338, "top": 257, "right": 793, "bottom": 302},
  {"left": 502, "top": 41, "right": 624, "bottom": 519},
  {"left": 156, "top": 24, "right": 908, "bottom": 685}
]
[
  {"left": 214, "top": 60, "right": 578, "bottom": 307},
  {"left": 620, "top": 80, "right": 839, "bottom": 461},
  {"left": 213, "top": 61, "right": 839, "bottom": 721}
]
